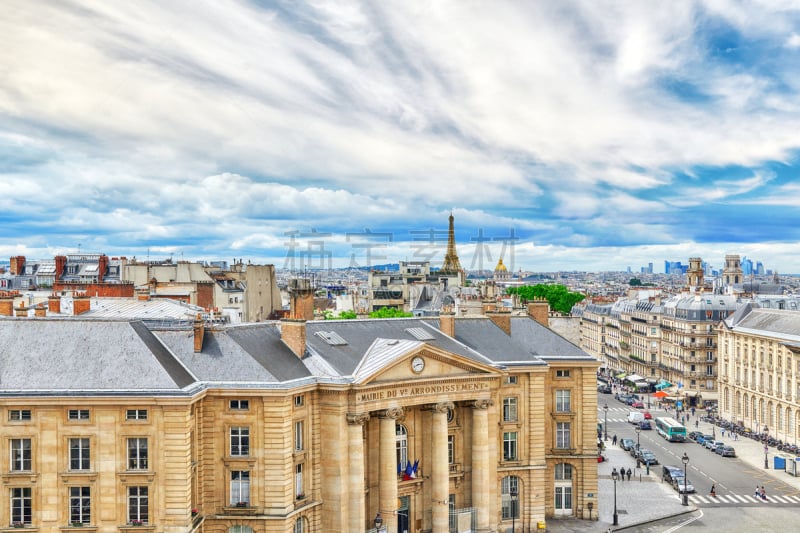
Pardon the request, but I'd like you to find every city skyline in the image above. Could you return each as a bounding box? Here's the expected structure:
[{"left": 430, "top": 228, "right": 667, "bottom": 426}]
[{"left": 3, "top": 2, "right": 800, "bottom": 272}]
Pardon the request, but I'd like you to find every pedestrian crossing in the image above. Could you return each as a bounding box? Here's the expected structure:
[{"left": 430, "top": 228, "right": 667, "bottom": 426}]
[{"left": 689, "top": 493, "right": 800, "bottom": 506}]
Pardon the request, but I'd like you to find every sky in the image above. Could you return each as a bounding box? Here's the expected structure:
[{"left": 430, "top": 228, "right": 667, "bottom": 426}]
[{"left": 3, "top": 1, "right": 800, "bottom": 274}]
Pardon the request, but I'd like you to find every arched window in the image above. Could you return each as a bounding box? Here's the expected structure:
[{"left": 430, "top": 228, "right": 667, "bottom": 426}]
[
  {"left": 229, "top": 527, "right": 253, "bottom": 533},
  {"left": 500, "top": 475, "right": 519, "bottom": 520},
  {"left": 743, "top": 395, "right": 749, "bottom": 418},
  {"left": 396, "top": 425, "right": 408, "bottom": 473},
  {"left": 294, "top": 517, "right": 306, "bottom": 533}
]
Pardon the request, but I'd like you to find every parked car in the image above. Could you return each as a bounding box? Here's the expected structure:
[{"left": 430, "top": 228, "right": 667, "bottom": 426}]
[
  {"left": 620, "top": 438, "right": 635, "bottom": 451},
  {"left": 672, "top": 474, "right": 695, "bottom": 493},
  {"left": 631, "top": 401, "right": 645, "bottom": 409},
  {"left": 696, "top": 434, "right": 714, "bottom": 446},
  {"left": 712, "top": 442, "right": 726, "bottom": 454},
  {"left": 705, "top": 439, "right": 722, "bottom": 450},
  {"left": 688, "top": 431, "right": 701, "bottom": 441},
  {"left": 641, "top": 450, "right": 659, "bottom": 465},
  {"left": 643, "top": 411, "right": 653, "bottom": 419},
  {"left": 639, "top": 420, "right": 652, "bottom": 430},
  {"left": 662, "top": 465, "right": 682, "bottom": 484},
  {"left": 719, "top": 445, "right": 736, "bottom": 457}
]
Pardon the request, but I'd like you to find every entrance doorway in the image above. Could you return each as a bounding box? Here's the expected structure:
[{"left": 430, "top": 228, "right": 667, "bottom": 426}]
[
  {"left": 398, "top": 495, "right": 409, "bottom": 533},
  {"left": 554, "top": 463, "right": 573, "bottom": 516}
]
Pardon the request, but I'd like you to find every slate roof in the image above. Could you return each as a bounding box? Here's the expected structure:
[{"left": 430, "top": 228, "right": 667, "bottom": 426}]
[
  {"left": 725, "top": 307, "right": 800, "bottom": 343},
  {"left": 0, "top": 318, "right": 193, "bottom": 393},
  {"left": 305, "top": 319, "right": 490, "bottom": 377}
]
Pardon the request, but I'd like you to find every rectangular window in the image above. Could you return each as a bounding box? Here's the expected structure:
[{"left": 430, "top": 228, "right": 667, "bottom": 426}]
[
  {"left": 126, "top": 409, "right": 148, "bottom": 421},
  {"left": 448, "top": 435, "right": 455, "bottom": 464},
  {"left": 501, "top": 476, "right": 519, "bottom": 520},
  {"left": 556, "top": 390, "right": 571, "bottom": 413},
  {"left": 11, "top": 487, "right": 32, "bottom": 525},
  {"left": 295, "top": 463, "right": 304, "bottom": 498},
  {"left": 128, "top": 486, "right": 149, "bottom": 524},
  {"left": 556, "top": 422, "right": 571, "bottom": 449},
  {"left": 503, "top": 397, "right": 518, "bottom": 422},
  {"left": 68, "top": 409, "right": 90, "bottom": 421},
  {"left": 295, "top": 421, "right": 304, "bottom": 451},
  {"left": 230, "top": 427, "right": 250, "bottom": 456},
  {"left": 506, "top": 375, "right": 518, "bottom": 385},
  {"left": 127, "top": 438, "right": 148, "bottom": 470},
  {"left": 69, "top": 486, "right": 91, "bottom": 524},
  {"left": 8, "top": 410, "right": 31, "bottom": 421},
  {"left": 294, "top": 395, "right": 304, "bottom": 407},
  {"left": 70, "top": 438, "right": 90, "bottom": 471},
  {"left": 503, "top": 432, "right": 518, "bottom": 461},
  {"left": 229, "top": 400, "right": 249, "bottom": 410},
  {"left": 556, "top": 370, "right": 570, "bottom": 378},
  {"left": 10, "top": 438, "right": 31, "bottom": 471},
  {"left": 230, "top": 471, "right": 250, "bottom": 505}
]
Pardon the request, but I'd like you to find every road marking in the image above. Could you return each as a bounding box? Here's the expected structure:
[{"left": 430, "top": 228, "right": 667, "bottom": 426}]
[{"left": 662, "top": 508, "right": 703, "bottom": 533}]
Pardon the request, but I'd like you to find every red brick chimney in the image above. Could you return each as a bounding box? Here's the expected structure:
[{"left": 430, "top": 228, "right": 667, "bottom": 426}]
[
  {"left": 281, "top": 319, "right": 307, "bottom": 358},
  {"left": 193, "top": 314, "right": 205, "bottom": 353},
  {"left": 34, "top": 304, "right": 47, "bottom": 317},
  {"left": 55, "top": 255, "right": 67, "bottom": 281},
  {"left": 9, "top": 256, "right": 25, "bottom": 275},
  {"left": 527, "top": 299, "right": 550, "bottom": 328},
  {"left": 73, "top": 293, "right": 91, "bottom": 315},
  {"left": 0, "top": 292, "right": 15, "bottom": 316},
  {"left": 48, "top": 294, "right": 61, "bottom": 314},
  {"left": 98, "top": 254, "right": 109, "bottom": 283},
  {"left": 439, "top": 311, "right": 455, "bottom": 337},
  {"left": 14, "top": 303, "right": 28, "bottom": 317}
]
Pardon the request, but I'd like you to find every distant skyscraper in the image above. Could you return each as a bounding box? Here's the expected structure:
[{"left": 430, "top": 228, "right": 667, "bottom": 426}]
[
  {"left": 756, "top": 261, "right": 765, "bottom": 275},
  {"left": 741, "top": 257, "right": 753, "bottom": 276}
]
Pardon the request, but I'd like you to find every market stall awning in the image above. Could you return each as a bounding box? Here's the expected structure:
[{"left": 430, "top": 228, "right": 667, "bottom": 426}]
[
  {"left": 625, "top": 374, "right": 645, "bottom": 382},
  {"left": 655, "top": 381, "right": 672, "bottom": 390},
  {"left": 616, "top": 372, "right": 627, "bottom": 379},
  {"left": 654, "top": 391, "right": 668, "bottom": 399}
]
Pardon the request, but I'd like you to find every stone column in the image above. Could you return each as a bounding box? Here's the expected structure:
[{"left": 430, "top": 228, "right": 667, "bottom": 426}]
[
  {"left": 347, "top": 413, "right": 370, "bottom": 533},
  {"left": 431, "top": 402, "right": 454, "bottom": 533},
  {"left": 471, "top": 399, "right": 493, "bottom": 532},
  {"left": 379, "top": 408, "right": 404, "bottom": 533}
]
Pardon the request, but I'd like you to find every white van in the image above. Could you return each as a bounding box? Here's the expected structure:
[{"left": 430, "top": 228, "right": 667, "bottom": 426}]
[{"left": 627, "top": 411, "right": 644, "bottom": 425}]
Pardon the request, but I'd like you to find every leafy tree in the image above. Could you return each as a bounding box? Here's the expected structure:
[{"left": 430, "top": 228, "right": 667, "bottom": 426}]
[
  {"left": 369, "top": 307, "right": 413, "bottom": 318},
  {"left": 629, "top": 278, "right": 642, "bottom": 286},
  {"left": 505, "top": 284, "right": 585, "bottom": 315},
  {"left": 322, "top": 309, "right": 357, "bottom": 320}
]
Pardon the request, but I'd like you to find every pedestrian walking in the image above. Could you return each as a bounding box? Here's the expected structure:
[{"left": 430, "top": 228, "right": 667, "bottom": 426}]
[
  {"left": 626, "top": 468, "right": 632, "bottom": 481},
  {"left": 620, "top": 466, "right": 626, "bottom": 481},
  {"left": 710, "top": 483, "right": 716, "bottom": 497},
  {"left": 761, "top": 486, "right": 767, "bottom": 500},
  {"left": 755, "top": 486, "right": 760, "bottom": 498},
  {"left": 695, "top": 420, "right": 699, "bottom": 428},
  {"left": 721, "top": 429, "right": 725, "bottom": 438},
  {"left": 612, "top": 434, "right": 617, "bottom": 445}
]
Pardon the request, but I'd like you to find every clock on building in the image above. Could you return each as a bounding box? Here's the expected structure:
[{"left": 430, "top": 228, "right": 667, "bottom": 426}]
[{"left": 411, "top": 356, "right": 425, "bottom": 373}]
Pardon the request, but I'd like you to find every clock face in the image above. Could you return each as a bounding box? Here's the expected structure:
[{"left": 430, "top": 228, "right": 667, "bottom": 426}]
[{"left": 411, "top": 356, "right": 425, "bottom": 373}]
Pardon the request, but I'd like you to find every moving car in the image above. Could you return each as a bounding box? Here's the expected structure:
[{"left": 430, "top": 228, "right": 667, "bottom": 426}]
[
  {"left": 643, "top": 411, "right": 653, "bottom": 420},
  {"left": 620, "top": 438, "right": 635, "bottom": 451},
  {"left": 631, "top": 401, "right": 645, "bottom": 409},
  {"left": 628, "top": 411, "right": 645, "bottom": 424},
  {"left": 639, "top": 420, "right": 652, "bottom": 430},
  {"left": 598, "top": 384, "right": 612, "bottom": 394}
]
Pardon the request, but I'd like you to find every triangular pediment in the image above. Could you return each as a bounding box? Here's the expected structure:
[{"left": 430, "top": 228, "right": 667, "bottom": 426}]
[{"left": 352, "top": 338, "right": 501, "bottom": 385}]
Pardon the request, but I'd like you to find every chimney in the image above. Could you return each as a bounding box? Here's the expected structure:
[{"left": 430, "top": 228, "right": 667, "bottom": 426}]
[
  {"left": 73, "top": 293, "right": 91, "bottom": 315},
  {"left": 136, "top": 287, "right": 151, "bottom": 301},
  {"left": 288, "top": 278, "right": 315, "bottom": 321},
  {"left": 34, "top": 304, "right": 47, "bottom": 317},
  {"left": 48, "top": 294, "right": 61, "bottom": 314},
  {"left": 527, "top": 299, "right": 550, "bottom": 328},
  {"left": 281, "top": 319, "right": 307, "bottom": 358},
  {"left": 14, "top": 303, "right": 28, "bottom": 317},
  {"left": 0, "top": 292, "right": 14, "bottom": 316},
  {"left": 98, "top": 254, "right": 109, "bottom": 283},
  {"left": 482, "top": 300, "right": 496, "bottom": 314},
  {"left": 55, "top": 255, "right": 67, "bottom": 281},
  {"left": 487, "top": 309, "right": 511, "bottom": 335},
  {"left": 439, "top": 311, "right": 455, "bottom": 337},
  {"left": 9, "top": 256, "right": 25, "bottom": 275},
  {"left": 193, "top": 314, "right": 204, "bottom": 353}
]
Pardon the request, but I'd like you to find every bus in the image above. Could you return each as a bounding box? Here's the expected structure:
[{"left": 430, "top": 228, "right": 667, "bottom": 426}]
[{"left": 654, "top": 417, "right": 687, "bottom": 442}]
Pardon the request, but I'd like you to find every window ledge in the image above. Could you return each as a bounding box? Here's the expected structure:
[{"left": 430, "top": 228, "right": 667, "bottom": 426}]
[
  {"left": 116, "top": 471, "right": 155, "bottom": 483},
  {"left": 1, "top": 472, "right": 38, "bottom": 483}
]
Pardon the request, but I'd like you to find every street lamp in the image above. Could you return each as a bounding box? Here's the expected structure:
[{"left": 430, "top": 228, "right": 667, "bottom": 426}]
[
  {"left": 635, "top": 425, "right": 641, "bottom": 454},
  {"left": 611, "top": 468, "right": 619, "bottom": 525},
  {"left": 764, "top": 426, "right": 770, "bottom": 469},
  {"left": 604, "top": 403, "right": 609, "bottom": 441},
  {"left": 510, "top": 486, "right": 518, "bottom": 533},
  {"left": 681, "top": 453, "right": 690, "bottom": 506},
  {"left": 374, "top": 512, "right": 383, "bottom": 532}
]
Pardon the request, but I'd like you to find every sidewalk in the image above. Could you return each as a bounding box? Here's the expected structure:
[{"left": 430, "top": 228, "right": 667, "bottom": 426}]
[{"left": 547, "top": 440, "right": 695, "bottom": 532}]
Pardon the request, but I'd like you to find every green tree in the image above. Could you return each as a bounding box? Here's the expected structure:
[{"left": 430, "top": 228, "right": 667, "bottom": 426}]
[
  {"left": 322, "top": 310, "right": 357, "bottom": 320},
  {"left": 368, "top": 307, "right": 413, "bottom": 318},
  {"left": 629, "top": 278, "right": 643, "bottom": 286},
  {"left": 505, "top": 284, "right": 585, "bottom": 315}
]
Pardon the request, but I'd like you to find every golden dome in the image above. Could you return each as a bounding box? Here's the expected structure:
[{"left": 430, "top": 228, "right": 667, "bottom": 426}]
[{"left": 495, "top": 258, "right": 507, "bottom": 271}]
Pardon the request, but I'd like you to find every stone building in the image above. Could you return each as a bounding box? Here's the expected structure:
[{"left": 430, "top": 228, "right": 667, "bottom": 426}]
[
  {"left": 0, "top": 292, "right": 598, "bottom": 533},
  {"left": 718, "top": 305, "right": 800, "bottom": 442}
]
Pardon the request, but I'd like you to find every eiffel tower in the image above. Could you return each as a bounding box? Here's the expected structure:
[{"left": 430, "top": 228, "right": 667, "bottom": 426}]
[{"left": 441, "top": 212, "right": 462, "bottom": 273}]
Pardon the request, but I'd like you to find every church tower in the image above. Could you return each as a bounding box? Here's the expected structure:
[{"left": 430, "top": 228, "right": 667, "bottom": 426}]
[
  {"left": 722, "top": 254, "right": 743, "bottom": 286},
  {"left": 687, "top": 257, "right": 704, "bottom": 290},
  {"left": 441, "top": 212, "right": 463, "bottom": 274}
]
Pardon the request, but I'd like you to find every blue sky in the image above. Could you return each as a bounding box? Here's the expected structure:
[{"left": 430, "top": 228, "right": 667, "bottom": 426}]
[{"left": 3, "top": 1, "right": 800, "bottom": 273}]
